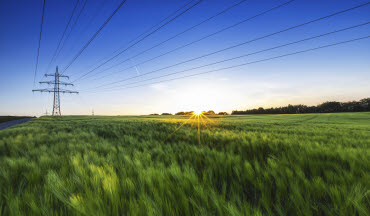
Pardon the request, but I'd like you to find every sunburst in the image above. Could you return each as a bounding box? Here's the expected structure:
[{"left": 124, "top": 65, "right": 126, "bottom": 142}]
[{"left": 164, "top": 112, "right": 216, "bottom": 148}]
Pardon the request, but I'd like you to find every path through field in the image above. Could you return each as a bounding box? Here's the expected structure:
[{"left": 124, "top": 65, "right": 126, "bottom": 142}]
[{"left": 0, "top": 117, "right": 34, "bottom": 130}]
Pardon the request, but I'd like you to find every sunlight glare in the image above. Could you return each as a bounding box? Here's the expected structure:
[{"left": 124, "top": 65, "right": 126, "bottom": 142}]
[{"left": 193, "top": 109, "right": 203, "bottom": 115}]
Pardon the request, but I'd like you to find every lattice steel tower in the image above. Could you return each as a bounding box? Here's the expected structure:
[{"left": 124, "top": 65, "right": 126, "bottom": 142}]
[{"left": 33, "top": 66, "right": 78, "bottom": 116}]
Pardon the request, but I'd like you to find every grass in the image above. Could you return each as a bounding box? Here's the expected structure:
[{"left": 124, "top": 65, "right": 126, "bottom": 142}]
[
  {"left": 0, "top": 116, "right": 30, "bottom": 124},
  {"left": 0, "top": 113, "right": 369, "bottom": 215}
]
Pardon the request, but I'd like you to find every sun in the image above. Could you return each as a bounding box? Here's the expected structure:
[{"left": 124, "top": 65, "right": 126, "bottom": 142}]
[
  {"left": 164, "top": 108, "right": 217, "bottom": 148},
  {"left": 193, "top": 109, "right": 203, "bottom": 115}
]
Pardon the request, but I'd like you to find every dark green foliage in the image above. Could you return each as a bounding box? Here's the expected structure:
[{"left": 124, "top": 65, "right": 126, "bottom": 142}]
[
  {"left": 0, "top": 116, "right": 31, "bottom": 123},
  {"left": 0, "top": 113, "right": 369, "bottom": 215},
  {"left": 232, "top": 97, "right": 370, "bottom": 114},
  {"left": 175, "top": 111, "right": 196, "bottom": 115},
  {"left": 202, "top": 110, "right": 216, "bottom": 115}
]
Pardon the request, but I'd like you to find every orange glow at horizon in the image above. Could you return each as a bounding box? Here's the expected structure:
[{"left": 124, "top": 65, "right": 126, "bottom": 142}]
[{"left": 163, "top": 112, "right": 217, "bottom": 148}]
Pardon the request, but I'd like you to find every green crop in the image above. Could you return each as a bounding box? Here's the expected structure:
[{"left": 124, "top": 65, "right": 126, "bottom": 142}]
[{"left": 0, "top": 113, "right": 369, "bottom": 215}]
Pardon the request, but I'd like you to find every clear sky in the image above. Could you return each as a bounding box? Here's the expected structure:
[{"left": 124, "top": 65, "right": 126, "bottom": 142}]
[{"left": 0, "top": 0, "right": 369, "bottom": 116}]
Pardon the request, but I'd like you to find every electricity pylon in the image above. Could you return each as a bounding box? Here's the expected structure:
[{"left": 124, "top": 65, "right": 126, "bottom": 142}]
[{"left": 32, "top": 66, "right": 78, "bottom": 116}]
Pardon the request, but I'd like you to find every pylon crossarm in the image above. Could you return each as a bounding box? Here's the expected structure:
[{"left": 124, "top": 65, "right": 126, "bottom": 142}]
[
  {"left": 33, "top": 89, "right": 78, "bottom": 94},
  {"left": 39, "top": 81, "right": 74, "bottom": 86},
  {"left": 45, "top": 74, "right": 69, "bottom": 79},
  {"left": 59, "top": 75, "right": 69, "bottom": 79},
  {"left": 59, "top": 90, "right": 79, "bottom": 94},
  {"left": 32, "top": 88, "right": 54, "bottom": 93}
]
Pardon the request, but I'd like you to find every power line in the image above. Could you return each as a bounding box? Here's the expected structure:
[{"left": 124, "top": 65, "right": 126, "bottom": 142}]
[
  {"left": 84, "top": 0, "right": 296, "bottom": 83},
  {"left": 72, "top": 0, "right": 204, "bottom": 80},
  {"left": 85, "top": 22, "right": 369, "bottom": 92},
  {"left": 89, "top": 2, "right": 370, "bottom": 90},
  {"left": 74, "top": 0, "right": 251, "bottom": 82},
  {"left": 117, "top": 0, "right": 198, "bottom": 50},
  {"left": 33, "top": 0, "right": 46, "bottom": 88},
  {"left": 78, "top": 0, "right": 109, "bottom": 39},
  {"left": 84, "top": 0, "right": 197, "bottom": 71},
  {"left": 54, "top": 0, "right": 88, "bottom": 64},
  {"left": 58, "top": 0, "right": 108, "bottom": 67},
  {"left": 44, "top": 0, "right": 80, "bottom": 74},
  {"left": 62, "top": 0, "right": 129, "bottom": 74},
  {"left": 84, "top": 35, "right": 370, "bottom": 93}
]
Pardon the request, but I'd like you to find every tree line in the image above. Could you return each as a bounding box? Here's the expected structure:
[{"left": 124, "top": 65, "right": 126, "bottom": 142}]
[{"left": 232, "top": 98, "right": 370, "bottom": 115}]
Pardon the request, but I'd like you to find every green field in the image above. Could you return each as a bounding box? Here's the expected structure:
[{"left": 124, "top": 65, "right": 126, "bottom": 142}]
[{"left": 0, "top": 113, "right": 369, "bottom": 215}]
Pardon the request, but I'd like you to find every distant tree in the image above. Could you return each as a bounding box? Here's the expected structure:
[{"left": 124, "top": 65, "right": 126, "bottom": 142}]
[
  {"left": 342, "top": 101, "right": 362, "bottom": 112},
  {"left": 175, "top": 111, "right": 185, "bottom": 115},
  {"left": 150, "top": 113, "right": 159, "bottom": 115},
  {"left": 257, "top": 107, "right": 265, "bottom": 114},
  {"left": 161, "top": 113, "right": 172, "bottom": 115},
  {"left": 318, "top": 101, "right": 342, "bottom": 113},
  {"left": 218, "top": 112, "right": 228, "bottom": 115},
  {"left": 208, "top": 110, "right": 216, "bottom": 115},
  {"left": 231, "top": 97, "right": 370, "bottom": 115},
  {"left": 203, "top": 110, "right": 216, "bottom": 115},
  {"left": 184, "top": 111, "right": 195, "bottom": 115},
  {"left": 360, "top": 98, "right": 370, "bottom": 110}
]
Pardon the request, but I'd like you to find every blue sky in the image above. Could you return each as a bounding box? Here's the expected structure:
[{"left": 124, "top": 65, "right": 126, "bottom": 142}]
[{"left": 0, "top": 0, "right": 369, "bottom": 116}]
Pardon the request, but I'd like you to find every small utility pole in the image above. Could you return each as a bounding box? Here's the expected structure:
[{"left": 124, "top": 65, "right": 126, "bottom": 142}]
[
  {"left": 92, "top": 109, "right": 94, "bottom": 116},
  {"left": 33, "top": 66, "right": 78, "bottom": 116},
  {"left": 44, "top": 109, "right": 48, "bottom": 116}
]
